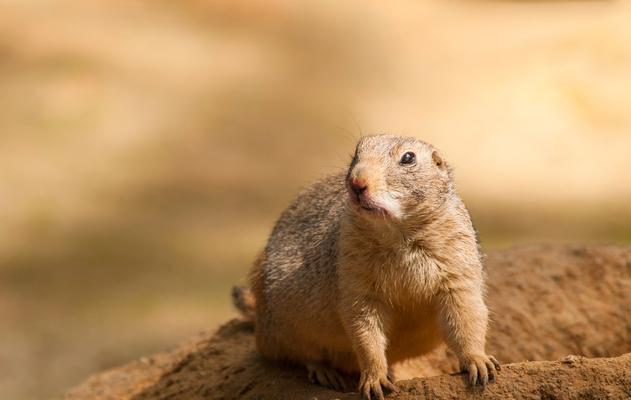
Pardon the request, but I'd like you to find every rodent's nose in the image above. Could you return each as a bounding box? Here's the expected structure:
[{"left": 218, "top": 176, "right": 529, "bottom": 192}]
[{"left": 349, "top": 178, "right": 368, "bottom": 196}]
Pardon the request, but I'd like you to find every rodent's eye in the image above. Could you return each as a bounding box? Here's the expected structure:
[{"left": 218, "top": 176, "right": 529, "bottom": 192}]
[{"left": 400, "top": 151, "right": 416, "bottom": 165}]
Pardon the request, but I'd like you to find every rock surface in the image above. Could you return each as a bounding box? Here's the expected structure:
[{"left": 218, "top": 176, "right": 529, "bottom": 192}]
[{"left": 65, "top": 245, "right": 631, "bottom": 399}]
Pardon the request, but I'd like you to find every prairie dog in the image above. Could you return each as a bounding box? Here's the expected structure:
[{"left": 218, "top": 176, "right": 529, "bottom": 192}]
[{"left": 233, "top": 135, "right": 499, "bottom": 399}]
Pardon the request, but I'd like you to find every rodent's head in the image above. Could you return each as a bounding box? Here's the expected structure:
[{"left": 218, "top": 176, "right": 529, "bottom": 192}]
[{"left": 346, "top": 135, "right": 453, "bottom": 222}]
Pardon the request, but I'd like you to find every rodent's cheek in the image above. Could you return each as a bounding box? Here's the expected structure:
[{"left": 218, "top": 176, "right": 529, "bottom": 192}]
[
  {"left": 398, "top": 191, "right": 425, "bottom": 214},
  {"left": 377, "top": 191, "right": 403, "bottom": 220},
  {"left": 408, "top": 185, "right": 426, "bottom": 201}
]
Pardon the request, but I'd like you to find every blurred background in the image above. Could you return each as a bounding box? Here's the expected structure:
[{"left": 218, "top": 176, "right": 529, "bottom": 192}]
[{"left": 1, "top": 0, "right": 630, "bottom": 398}]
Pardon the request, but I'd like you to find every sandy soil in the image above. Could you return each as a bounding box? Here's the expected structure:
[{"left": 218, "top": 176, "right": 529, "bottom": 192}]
[{"left": 64, "top": 244, "right": 631, "bottom": 399}]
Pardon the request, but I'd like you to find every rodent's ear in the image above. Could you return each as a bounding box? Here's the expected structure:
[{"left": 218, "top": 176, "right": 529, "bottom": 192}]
[
  {"left": 432, "top": 150, "right": 445, "bottom": 169},
  {"left": 432, "top": 150, "right": 453, "bottom": 177}
]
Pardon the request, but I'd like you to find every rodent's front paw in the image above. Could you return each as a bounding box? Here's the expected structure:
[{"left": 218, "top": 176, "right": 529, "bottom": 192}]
[
  {"left": 359, "top": 371, "right": 398, "bottom": 400},
  {"left": 460, "top": 354, "right": 501, "bottom": 387}
]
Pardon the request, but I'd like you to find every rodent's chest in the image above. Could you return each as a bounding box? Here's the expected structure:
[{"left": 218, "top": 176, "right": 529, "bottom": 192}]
[{"left": 344, "top": 248, "right": 443, "bottom": 301}]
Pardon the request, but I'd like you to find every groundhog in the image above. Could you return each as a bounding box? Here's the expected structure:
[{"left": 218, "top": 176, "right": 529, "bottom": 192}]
[{"left": 233, "top": 135, "right": 499, "bottom": 399}]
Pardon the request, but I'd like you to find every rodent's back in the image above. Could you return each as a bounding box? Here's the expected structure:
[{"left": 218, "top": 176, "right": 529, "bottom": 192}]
[
  {"left": 251, "top": 172, "right": 348, "bottom": 341},
  {"left": 264, "top": 171, "right": 347, "bottom": 273}
]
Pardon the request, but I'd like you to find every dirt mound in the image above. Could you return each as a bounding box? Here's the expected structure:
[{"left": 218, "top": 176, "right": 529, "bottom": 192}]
[{"left": 65, "top": 245, "right": 631, "bottom": 399}]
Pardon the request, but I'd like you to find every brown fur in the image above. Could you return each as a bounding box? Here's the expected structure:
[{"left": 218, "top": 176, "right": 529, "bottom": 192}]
[{"left": 233, "top": 135, "right": 499, "bottom": 399}]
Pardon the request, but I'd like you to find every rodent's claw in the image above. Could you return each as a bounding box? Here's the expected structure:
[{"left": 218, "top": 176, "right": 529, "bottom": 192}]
[
  {"left": 359, "top": 372, "right": 398, "bottom": 400},
  {"left": 461, "top": 354, "right": 500, "bottom": 388},
  {"left": 307, "top": 363, "right": 347, "bottom": 392},
  {"left": 326, "top": 369, "right": 346, "bottom": 392},
  {"left": 490, "top": 355, "right": 501, "bottom": 371}
]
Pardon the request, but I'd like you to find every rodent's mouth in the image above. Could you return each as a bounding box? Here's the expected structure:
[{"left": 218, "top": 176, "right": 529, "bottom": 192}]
[{"left": 348, "top": 191, "right": 391, "bottom": 218}]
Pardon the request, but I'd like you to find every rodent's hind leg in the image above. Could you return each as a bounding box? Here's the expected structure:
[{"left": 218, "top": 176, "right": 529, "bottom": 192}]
[{"left": 306, "top": 362, "right": 350, "bottom": 392}]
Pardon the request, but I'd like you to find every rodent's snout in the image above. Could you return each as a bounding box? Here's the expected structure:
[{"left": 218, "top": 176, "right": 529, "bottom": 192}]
[
  {"left": 349, "top": 177, "right": 368, "bottom": 197},
  {"left": 346, "top": 169, "right": 381, "bottom": 211},
  {"left": 347, "top": 164, "right": 400, "bottom": 218}
]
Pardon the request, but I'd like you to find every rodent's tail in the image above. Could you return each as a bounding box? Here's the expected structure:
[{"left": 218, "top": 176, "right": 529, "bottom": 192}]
[{"left": 231, "top": 285, "right": 256, "bottom": 320}]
